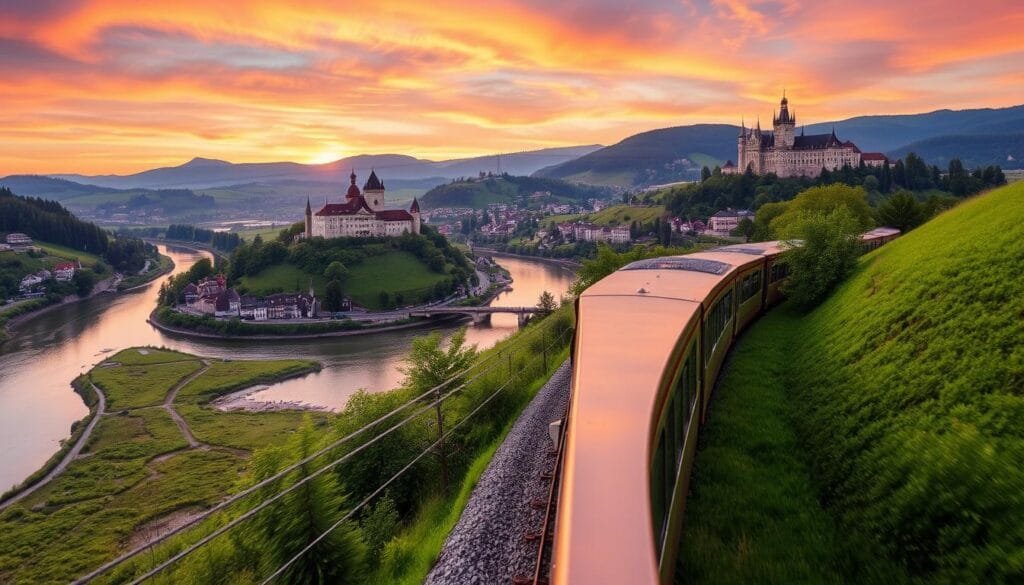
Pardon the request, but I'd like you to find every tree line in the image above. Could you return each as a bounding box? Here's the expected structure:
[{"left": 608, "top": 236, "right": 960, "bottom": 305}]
[{"left": 0, "top": 187, "right": 154, "bottom": 273}]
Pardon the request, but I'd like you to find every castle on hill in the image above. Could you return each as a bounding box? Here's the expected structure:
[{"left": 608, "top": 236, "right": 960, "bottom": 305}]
[
  {"left": 304, "top": 170, "right": 421, "bottom": 239},
  {"left": 724, "top": 93, "right": 887, "bottom": 178}
]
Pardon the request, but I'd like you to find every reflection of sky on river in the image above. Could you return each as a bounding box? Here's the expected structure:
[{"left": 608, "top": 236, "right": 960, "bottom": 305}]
[{"left": 0, "top": 247, "right": 573, "bottom": 490}]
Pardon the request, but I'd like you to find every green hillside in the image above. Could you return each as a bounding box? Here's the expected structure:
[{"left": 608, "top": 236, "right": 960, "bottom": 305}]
[
  {"left": 547, "top": 204, "right": 665, "bottom": 227},
  {"left": 420, "top": 175, "right": 612, "bottom": 209},
  {"left": 681, "top": 182, "right": 1024, "bottom": 583},
  {"left": 238, "top": 250, "right": 450, "bottom": 310},
  {"left": 533, "top": 124, "right": 737, "bottom": 187}
]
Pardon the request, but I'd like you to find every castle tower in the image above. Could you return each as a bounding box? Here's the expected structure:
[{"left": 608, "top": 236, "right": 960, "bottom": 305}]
[
  {"left": 345, "top": 170, "right": 361, "bottom": 200},
  {"left": 304, "top": 196, "right": 313, "bottom": 239},
  {"left": 410, "top": 197, "right": 421, "bottom": 235},
  {"left": 773, "top": 92, "right": 796, "bottom": 149},
  {"left": 363, "top": 169, "right": 385, "bottom": 211}
]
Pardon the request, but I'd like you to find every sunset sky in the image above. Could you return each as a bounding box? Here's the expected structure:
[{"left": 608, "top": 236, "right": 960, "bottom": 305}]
[{"left": 1, "top": 0, "right": 1022, "bottom": 174}]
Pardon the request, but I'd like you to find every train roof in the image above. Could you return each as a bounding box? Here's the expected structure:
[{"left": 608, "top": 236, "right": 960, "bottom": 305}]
[
  {"left": 714, "top": 240, "right": 789, "bottom": 255},
  {"left": 557, "top": 292, "right": 701, "bottom": 584},
  {"left": 583, "top": 257, "right": 735, "bottom": 304},
  {"left": 861, "top": 227, "right": 900, "bottom": 240}
]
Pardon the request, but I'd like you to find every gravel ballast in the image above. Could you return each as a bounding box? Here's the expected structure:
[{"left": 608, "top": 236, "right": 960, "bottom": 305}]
[{"left": 425, "top": 360, "right": 572, "bottom": 585}]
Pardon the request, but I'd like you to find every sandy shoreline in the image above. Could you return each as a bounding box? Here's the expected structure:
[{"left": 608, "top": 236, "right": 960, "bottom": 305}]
[{"left": 210, "top": 384, "right": 330, "bottom": 412}]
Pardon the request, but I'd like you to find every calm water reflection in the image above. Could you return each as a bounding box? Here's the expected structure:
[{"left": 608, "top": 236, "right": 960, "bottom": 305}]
[{"left": 0, "top": 246, "right": 574, "bottom": 491}]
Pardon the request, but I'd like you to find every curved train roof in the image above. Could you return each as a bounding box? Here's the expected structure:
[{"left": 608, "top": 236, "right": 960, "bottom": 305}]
[{"left": 557, "top": 245, "right": 784, "bottom": 583}]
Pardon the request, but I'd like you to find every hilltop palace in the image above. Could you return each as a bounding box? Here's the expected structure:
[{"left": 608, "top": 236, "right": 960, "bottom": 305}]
[
  {"left": 724, "top": 93, "right": 887, "bottom": 177},
  {"left": 304, "top": 170, "right": 421, "bottom": 239}
]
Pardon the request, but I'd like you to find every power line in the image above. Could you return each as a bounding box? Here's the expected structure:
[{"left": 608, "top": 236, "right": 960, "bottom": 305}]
[
  {"left": 259, "top": 331, "right": 569, "bottom": 584},
  {"left": 74, "top": 320, "right": 558, "bottom": 583}
]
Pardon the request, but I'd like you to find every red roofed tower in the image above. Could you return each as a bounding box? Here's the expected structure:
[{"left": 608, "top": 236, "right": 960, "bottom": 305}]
[{"left": 346, "top": 170, "right": 361, "bottom": 200}]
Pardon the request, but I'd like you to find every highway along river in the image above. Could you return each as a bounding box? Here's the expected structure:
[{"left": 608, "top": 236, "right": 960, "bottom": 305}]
[{"left": 0, "top": 245, "right": 575, "bottom": 492}]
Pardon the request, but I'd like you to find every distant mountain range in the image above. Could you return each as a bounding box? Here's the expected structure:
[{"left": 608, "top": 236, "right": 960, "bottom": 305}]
[
  {"left": 48, "top": 145, "right": 603, "bottom": 190},
  {"left": 537, "top": 104, "right": 1024, "bottom": 187}
]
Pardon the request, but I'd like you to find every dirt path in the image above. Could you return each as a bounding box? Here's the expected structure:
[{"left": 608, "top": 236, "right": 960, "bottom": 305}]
[
  {"left": 163, "top": 360, "right": 210, "bottom": 448},
  {"left": 0, "top": 383, "right": 107, "bottom": 511}
]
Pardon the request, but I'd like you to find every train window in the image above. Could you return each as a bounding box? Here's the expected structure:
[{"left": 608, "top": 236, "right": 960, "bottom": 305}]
[
  {"left": 704, "top": 289, "right": 734, "bottom": 363},
  {"left": 740, "top": 270, "right": 762, "bottom": 303},
  {"left": 770, "top": 262, "right": 791, "bottom": 283}
]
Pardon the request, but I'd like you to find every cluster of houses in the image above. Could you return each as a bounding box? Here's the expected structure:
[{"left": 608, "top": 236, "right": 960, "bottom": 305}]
[
  {"left": 179, "top": 275, "right": 346, "bottom": 320},
  {"left": 554, "top": 222, "right": 631, "bottom": 244},
  {"left": 18, "top": 262, "right": 79, "bottom": 295}
]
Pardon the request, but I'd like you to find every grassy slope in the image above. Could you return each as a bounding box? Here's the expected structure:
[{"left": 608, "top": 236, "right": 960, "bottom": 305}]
[
  {"left": 238, "top": 250, "right": 449, "bottom": 310},
  {"left": 681, "top": 182, "right": 1024, "bottom": 583},
  {"left": 547, "top": 204, "right": 665, "bottom": 227},
  {"left": 0, "top": 350, "right": 321, "bottom": 584}
]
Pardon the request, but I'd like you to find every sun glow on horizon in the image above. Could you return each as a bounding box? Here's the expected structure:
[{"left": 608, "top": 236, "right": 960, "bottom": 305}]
[{"left": 0, "top": 0, "right": 1022, "bottom": 174}]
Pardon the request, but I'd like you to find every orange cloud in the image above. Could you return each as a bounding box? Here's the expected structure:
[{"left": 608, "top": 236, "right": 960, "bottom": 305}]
[{"left": 0, "top": 0, "right": 1021, "bottom": 174}]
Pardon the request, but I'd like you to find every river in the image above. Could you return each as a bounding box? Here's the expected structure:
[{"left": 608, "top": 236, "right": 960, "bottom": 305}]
[{"left": 0, "top": 246, "right": 575, "bottom": 492}]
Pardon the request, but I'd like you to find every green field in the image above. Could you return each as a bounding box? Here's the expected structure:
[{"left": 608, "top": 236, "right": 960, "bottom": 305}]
[
  {"left": 33, "top": 241, "right": 104, "bottom": 267},
  {"left": 0, "top": 349, "right": 322, "bottom": 584},
  {"left": 239, "top": 250, "right": 450, "bottom": 310},
  {"left": 547, "top": 204, "right": 665, "bottom": 227},
  {"left": 681, "top": 182, "right": 1024, "bottom": 582},
  {"left": 91, "top": 359, "right": 204, "bottom": 410}
]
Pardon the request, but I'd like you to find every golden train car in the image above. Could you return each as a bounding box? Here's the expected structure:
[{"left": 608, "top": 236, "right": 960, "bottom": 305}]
[
  {"left": 551, "top": 231, "right": 898, "bottom": 584},
  {"left": 552, "top": 245, "right": 785, "bottom": 585}
]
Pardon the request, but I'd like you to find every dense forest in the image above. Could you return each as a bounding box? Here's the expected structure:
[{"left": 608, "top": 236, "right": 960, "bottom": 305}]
[
  {"left": 122, "top": 224, "right": 242, "bottom": 252},
  {"left": 0, "top": 187, "right": 154, "bottom": 272}
]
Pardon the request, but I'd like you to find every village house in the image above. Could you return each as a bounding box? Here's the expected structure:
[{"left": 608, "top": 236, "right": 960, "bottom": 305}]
[
  {"left": 53, "top": 262, "right": 78, "bottom": 282},
  {"left": 708, "top": 209, "right": 755, "bottom": 235},
  {"left": 5, "top": 233, "right": 32, "bottom": 247}
]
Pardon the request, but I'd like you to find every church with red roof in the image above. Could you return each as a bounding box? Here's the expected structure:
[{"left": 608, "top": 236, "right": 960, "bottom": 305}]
[{"left": 304, "top": 170, "right": 421, "bottom": 239}]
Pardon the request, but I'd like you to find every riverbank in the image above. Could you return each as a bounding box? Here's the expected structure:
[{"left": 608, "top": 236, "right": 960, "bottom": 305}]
[
  {"left": 148, "top": 307, "right": 467, "bottom": 341},
  {"left": 0, "top": 347, "right": 328, "bottom": 584},
  {"left": 117, "top": 253, "right": 175, "bottom": 292},
  {"left": 0, "top": 252, "right": 173, "bottom": 344},
  {"left": 0, "top": 377, "right": 103, "bottom": 506},
  {"left": 473, "top": 247, "right": 582, "bottom": 270}
]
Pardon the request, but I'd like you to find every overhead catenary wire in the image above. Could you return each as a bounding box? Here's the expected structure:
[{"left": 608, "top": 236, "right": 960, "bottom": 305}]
[
  {"left": 73, "top": 319, "right": 562, "bottom": 584},
  {"left": 259, "top": 332, "right": 569, "bottom": 584}
]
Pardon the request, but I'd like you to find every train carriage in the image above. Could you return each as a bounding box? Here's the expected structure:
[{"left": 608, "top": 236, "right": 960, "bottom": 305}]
[{"left": 550, "top": 231, "right": 897, "bottom": 585}]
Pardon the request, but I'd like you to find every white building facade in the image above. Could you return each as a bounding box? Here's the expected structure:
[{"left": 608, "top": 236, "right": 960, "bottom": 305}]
[{"left": 305, "top": 171, "right": 421, "bottom": 239}]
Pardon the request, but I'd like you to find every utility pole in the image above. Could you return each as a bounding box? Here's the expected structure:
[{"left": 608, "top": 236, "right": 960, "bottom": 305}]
[{"left": 435, "top": 384, "right": 449, "bottom": 495}]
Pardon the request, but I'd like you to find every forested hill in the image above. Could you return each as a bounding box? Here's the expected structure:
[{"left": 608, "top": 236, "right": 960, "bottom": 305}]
[
  {"left": 0, "top": 187, "right": 108, "bottom": 253},
  {"left": 420, "top": 174, "right": 614, "bottom": 209},
  {"left": 0, "top": 187, "right": 153, "bottom": 271},
  {"left": 532, "top": 124, "right": 736, "bottom": 187}
]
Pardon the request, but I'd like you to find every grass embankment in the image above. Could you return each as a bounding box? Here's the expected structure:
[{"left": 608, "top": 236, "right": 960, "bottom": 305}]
[
  {"left": 681, "top": 182, "right": 1024, "bottom": 583},
  {"left": 239, "top": 250, "right": 449, "bottom": 310},
  {"left": 102, "top": 308, "right": 575, "bottom": 584},
  {"left": 548, "top": 203, "right": 665, "bottom": 227},
  {"left": 0, "top": 347, "right": 322, "bottom": 584},
  {"left": 117, "top": 253, "right": 174, "bottom": 291}
]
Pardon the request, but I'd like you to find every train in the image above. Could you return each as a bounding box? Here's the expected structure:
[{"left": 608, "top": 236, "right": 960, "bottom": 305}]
[{"left": 547, "top": 227, "right": 900, "bottom": 584}]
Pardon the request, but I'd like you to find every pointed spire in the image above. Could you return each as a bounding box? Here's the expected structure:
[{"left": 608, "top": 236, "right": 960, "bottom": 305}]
[
  {"left": 410, "top": 197, "right": 420, "bottom": 213},
  {"left": 306, "top": 196, "right": 312, "bottom": 214},
  {"left": 350, "top": 169, "right": 357, "bottom": 185}
]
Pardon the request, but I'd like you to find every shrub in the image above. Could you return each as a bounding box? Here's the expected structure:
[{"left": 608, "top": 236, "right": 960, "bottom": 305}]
[{"left": 779, "top": 207, "right": 862, "bottom": 308}]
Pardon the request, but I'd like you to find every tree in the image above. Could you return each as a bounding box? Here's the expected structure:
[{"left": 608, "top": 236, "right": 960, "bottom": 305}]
[
  {"left": 731, "top": 217, "right": 755, "bottom": 242},
  {"left": 768, "top": 184, "right": 874, "bottom": 237},
  {"left": 361, "top": 494, "right": 399, "bottom": 565},
  {"left": 324, "top": 261, "right": 349, "bottom": 283},
  {"left": 779, "top": 206, "right": 862, "bottom": 308},
  {"left": 752, "top": 201, "right": 789, "bottom": 241},
  {"left": 400, "top": 328, "right": 478, "bottom": 494},
  {"left": 73, "top": 269, "right": 96, "bottom": 297},
  {"left": 536, "top": 290, "right": 557, "bottom": 318},
  {"left": 876, "top": 191, "right": 926, "bottom": 232},
  {"left": 659, "top": 220, "right": 672, "bottom": 246},
  {"left": 324, "top": 280, "right": 345, "bottom": 312},
  {"left": 862, "top": 175, "right": 880, "bottom": 194},
  {"left": 701, "top": 166, "right": 712, "bottom": 182},
  {"left": 250, "top": 419, "right": 367, "bottom": 584}
]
